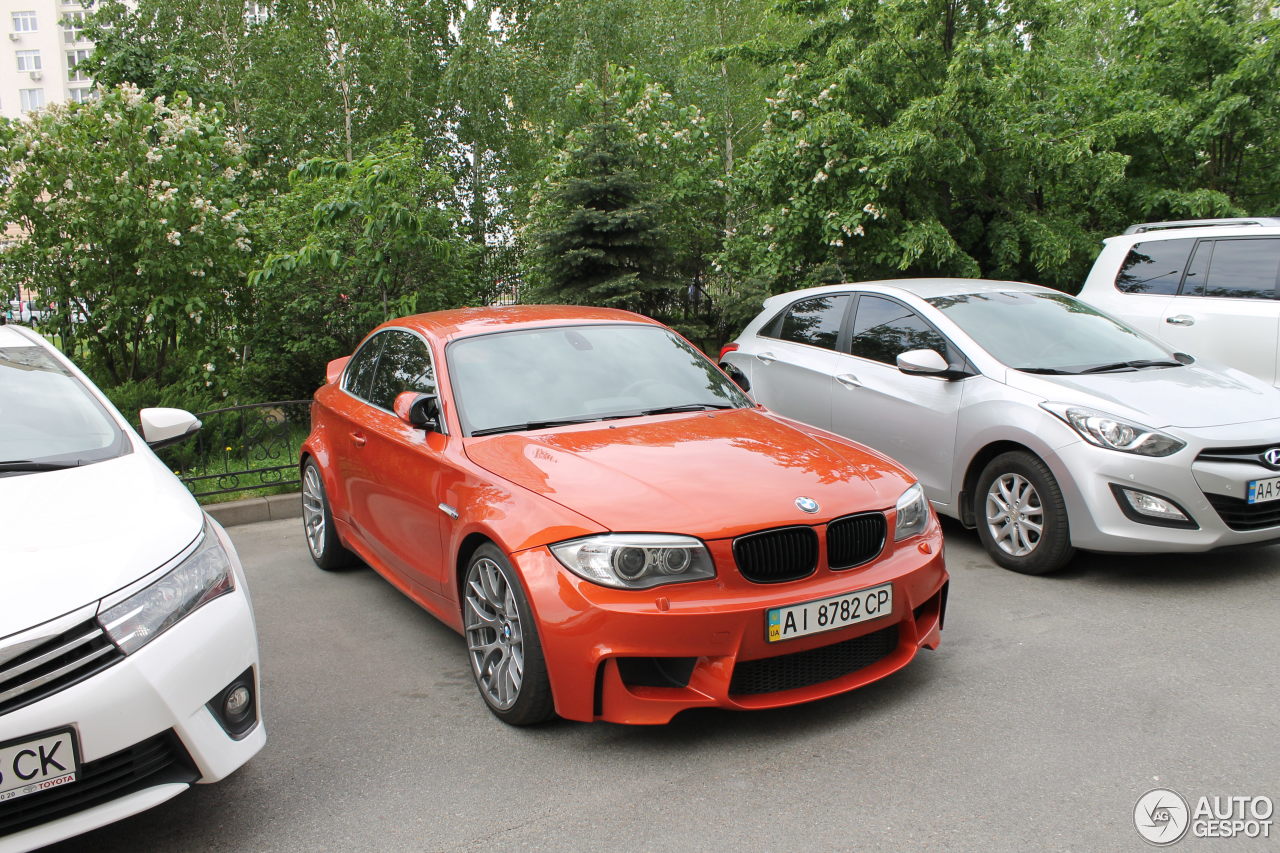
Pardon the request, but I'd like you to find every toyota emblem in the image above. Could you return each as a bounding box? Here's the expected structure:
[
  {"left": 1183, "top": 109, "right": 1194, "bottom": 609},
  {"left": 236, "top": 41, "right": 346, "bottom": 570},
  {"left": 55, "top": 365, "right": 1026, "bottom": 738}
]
[{"left": 795, "top": 497, "right": 820, "bottom": 513}]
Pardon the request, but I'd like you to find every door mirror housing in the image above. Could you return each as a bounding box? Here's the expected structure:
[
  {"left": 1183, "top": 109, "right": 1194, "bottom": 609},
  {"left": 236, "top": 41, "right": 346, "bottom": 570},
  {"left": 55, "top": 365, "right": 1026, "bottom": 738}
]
[
  {"left": 139, "top": 407, "right": 202, "bottom": 449},
  {"left": 326, "top": 356, "right": 351, "bottom": 386},
  {"left": 394, "top": 391, "right": 443, "bottom": 432},
  {"left": 896, "top": 349, "right": 951, "bottom": 376}
]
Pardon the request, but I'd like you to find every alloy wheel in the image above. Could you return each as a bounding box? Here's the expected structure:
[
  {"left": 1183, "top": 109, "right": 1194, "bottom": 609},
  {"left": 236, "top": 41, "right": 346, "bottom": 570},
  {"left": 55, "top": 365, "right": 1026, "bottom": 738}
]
[
  {"left": 984, "top": 472, "right": 1044, "bottom": 557},
  {"left": 301, "top": 464, "right": 326, "bottom": 558},
  {"left": 464, "top": 558, "right": 524, "bottom": 710}
]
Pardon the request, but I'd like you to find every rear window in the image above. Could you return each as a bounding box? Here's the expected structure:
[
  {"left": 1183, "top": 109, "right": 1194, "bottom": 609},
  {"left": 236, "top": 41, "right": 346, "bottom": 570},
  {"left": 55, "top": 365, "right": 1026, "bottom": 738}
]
[
  {"left": 1115, "top": 238, "right": 1195, "bottom": 295},
  {"left": 1187, "top": 238, "right": 1280, "bottom": 300},
  {"left": 762, "top": 295, "right": 850, "bottom": 350}
]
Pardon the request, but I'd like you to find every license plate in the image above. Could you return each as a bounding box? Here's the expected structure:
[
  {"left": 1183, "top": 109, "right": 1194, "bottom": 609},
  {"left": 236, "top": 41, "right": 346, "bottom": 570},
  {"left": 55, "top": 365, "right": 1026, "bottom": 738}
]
[
  {"left": 767, "top": 583, "right": 893, "bottom": 643},
  {"left": 0, "top": 729, "right": 78, "bottom": 804},
  {"left": 1247, "top": 476, "right": 1280, "bottom": 504}
]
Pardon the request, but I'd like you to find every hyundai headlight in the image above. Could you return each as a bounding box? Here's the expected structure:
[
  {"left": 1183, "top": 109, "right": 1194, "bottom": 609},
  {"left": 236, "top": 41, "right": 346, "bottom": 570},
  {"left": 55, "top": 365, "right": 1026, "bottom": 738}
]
[
  {"left": 1041, "top": 403, "right": 1185, "bottom": 457},
  {"left": 894, "top": 483, "right": 929, "bottom": 541},
  {"left": 549, "top": 534, "right": 716, "bottom": 589},
  {"left": 99, "top": 518, "right": 235, "bottom": 654}
]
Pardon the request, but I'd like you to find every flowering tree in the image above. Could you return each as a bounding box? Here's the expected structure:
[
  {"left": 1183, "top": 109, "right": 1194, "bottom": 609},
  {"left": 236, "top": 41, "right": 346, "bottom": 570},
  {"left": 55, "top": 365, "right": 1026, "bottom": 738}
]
[{"left": 0, "top": 84, "right": 250, "bottom": 393}]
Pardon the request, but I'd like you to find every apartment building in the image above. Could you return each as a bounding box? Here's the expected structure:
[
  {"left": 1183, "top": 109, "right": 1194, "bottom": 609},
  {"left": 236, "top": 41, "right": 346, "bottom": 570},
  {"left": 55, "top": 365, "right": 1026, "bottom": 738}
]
[{"left": 0, "top": 0, "right": 96, "bottom": 120}]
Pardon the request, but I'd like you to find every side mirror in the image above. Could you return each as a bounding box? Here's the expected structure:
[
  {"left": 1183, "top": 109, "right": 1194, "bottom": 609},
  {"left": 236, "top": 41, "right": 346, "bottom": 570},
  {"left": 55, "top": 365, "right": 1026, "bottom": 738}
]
[
  {"left": 896, "top": 349, "right": 951, "bottom": 376},
  {"left": 720, "top": 362, "right": 751, "bottom": 393},
  {"left": 139, "top": 407, "right": 202, "bottom": 448},
  {"left": 326, "top": 356, "right": 351, "bottom": 386},
  {"left": 394, "top": 391, "right": 443, "bottom": 432}
]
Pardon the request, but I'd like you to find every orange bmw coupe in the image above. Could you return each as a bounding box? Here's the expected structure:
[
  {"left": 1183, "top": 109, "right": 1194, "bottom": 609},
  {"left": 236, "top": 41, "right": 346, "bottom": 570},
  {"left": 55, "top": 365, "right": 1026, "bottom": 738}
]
[{"left": 300, "top": 306, "right": 948, "bottom": 725}]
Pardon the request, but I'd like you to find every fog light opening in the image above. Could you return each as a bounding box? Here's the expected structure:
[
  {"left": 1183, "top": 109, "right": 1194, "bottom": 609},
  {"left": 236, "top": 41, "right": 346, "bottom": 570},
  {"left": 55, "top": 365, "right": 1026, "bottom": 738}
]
[
  {"left": 207, "top": 667, "right": 259, "bottom": 740},
  {"left": 1110, "top": 485, "right": 1198, "bottom": 529}
]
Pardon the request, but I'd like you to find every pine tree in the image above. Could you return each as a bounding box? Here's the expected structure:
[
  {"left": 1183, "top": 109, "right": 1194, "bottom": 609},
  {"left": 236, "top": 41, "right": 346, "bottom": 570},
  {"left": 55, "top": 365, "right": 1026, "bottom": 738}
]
[{"left": 531, "top": 121, "right": 675, "bottom": 318}]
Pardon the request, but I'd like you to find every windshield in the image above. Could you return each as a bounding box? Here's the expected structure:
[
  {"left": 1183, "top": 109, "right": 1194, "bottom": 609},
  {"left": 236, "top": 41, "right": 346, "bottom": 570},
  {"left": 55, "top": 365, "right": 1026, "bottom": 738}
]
[
  {"left": 447, "top": 324, "right": 751, "bottom": 436},
  {"left": 0, "top": 344, "right": 130, "bottom": 472},
  {"left": 927, "top": 291, "right": 1178, "bottom": 374}
]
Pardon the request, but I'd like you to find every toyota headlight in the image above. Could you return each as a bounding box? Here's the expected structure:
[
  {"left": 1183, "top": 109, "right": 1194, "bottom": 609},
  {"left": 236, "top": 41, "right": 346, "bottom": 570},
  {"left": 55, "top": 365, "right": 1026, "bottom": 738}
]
[
  {"left": 1041, "top": 403, "right": 1185, "bottom": 457},
  {"left": 894, "top": 483, "right": 929, "bottom": 541},
  {"left": 99, "top": 518, "right": 235, "bottom": 654},
  {"left": 549, "top": 534, "right": 716, "bottom": 589}
]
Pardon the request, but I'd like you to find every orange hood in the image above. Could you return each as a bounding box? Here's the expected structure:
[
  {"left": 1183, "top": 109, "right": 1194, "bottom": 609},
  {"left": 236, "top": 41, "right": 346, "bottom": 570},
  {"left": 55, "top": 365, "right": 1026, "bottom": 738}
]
[{"left": 463, "top": 408, "right": 914, "bottom": 540}]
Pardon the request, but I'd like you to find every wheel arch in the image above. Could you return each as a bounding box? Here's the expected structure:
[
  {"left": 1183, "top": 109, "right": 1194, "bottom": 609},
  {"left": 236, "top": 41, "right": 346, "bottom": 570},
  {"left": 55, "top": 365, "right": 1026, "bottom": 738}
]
[{"left": 958, "top": 440, "right": 1042, "bottom": 527}]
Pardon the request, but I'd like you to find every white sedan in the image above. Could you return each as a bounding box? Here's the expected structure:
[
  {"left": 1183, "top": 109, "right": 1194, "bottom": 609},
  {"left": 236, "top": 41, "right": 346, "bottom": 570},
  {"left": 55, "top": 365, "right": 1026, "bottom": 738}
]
[{"left": 0, "top": 325, "right": 263, "bottom": 851}]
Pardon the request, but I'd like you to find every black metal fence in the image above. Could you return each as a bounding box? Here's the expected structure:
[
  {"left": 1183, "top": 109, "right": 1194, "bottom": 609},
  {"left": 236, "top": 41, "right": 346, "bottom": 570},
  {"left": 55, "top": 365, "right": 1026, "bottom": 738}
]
[{"left": 157, "top": 400, "right": 311, "bottom": 500}]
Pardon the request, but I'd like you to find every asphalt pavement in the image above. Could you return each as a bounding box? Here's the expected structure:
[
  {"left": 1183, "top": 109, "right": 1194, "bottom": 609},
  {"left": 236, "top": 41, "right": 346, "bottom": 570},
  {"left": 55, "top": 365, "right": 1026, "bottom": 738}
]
[{"left": 49, "top": 518, "right": 1280, "bottom": 852}]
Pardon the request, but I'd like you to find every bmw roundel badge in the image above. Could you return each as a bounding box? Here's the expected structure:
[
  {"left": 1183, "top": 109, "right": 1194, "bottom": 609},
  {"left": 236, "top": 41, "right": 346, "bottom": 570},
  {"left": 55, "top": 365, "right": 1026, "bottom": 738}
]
[{"left": 795, "top": 497, "right": 820, "bottom": 514}]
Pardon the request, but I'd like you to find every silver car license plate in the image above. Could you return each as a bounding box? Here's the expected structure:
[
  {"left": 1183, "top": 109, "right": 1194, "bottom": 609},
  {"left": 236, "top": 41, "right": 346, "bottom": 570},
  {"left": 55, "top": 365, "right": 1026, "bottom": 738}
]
[{"left": 1247, "top": 476, "right": 1280, "bottom": 504}]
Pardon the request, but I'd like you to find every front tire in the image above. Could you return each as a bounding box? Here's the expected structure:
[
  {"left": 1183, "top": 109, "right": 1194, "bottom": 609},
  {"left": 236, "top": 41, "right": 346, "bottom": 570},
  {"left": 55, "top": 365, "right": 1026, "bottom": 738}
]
[
  {"left": 974, "top": 451, "right": 1074, "bottom": 575},
  {"left": 462, "top": 544, "right": 555, "bottom": 725},
  {"left": 301, "top": 459, "right": 359, "bottom": 571}
]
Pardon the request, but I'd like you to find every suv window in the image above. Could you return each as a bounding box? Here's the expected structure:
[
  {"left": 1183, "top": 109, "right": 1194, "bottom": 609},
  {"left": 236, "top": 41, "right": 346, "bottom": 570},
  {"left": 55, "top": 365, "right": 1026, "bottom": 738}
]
[
  {"left": 343, "top": 334, "right": 384, "bottom": 401},
  {"left": 763, "top": 295, "right": 849, "bottom": 350},
  {"left": 365, "top": 330, "right": 436, "bottom": 411},
  {"left": 848, "top": 296, "right": 950, "bottom": 366},
  {"left": 1115, "top": 238, "right": 1195, "bottom": 295},
  {"left": 1185, "top": 238, "right": 1280, "bottom": 300}
]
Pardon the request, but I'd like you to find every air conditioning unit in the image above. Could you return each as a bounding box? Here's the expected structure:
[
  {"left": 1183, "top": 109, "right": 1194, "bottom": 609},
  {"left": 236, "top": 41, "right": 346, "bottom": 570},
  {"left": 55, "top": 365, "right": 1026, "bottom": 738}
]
[
  {"left": 28, "top": 70, "right": 42, "bottom": 81},
  {"left": 7, "top": 32, "right": 19, "bottom": 41}
]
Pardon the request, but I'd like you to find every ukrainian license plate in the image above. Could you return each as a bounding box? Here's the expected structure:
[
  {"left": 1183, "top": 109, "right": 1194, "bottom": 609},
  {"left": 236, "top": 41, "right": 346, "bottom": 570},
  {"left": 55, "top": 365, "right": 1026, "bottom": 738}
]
[
  {"left": 0, "top": 729, "right": 78, "bottom": 804},
  {"left": 767, "top": 583, "right": 893, "bottom": 643},
  {"left": 1247, "top": 476, "right": 1280, "bottom": 504}
]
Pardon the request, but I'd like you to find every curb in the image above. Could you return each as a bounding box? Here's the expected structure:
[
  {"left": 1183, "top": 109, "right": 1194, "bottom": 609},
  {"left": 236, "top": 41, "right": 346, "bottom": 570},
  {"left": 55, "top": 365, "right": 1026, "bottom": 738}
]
[{"left": 205, "top": 492, "right": 302, "bottom": 528}]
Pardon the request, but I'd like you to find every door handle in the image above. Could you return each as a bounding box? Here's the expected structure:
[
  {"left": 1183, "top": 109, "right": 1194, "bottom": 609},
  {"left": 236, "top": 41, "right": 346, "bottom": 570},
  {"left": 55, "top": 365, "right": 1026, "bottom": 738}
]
[
  {"left": 1166, "top": 315, "right": 1195, "bottom": 326},
  {"left": 755, "top": 351, "right": 777, "bottom": 366},
  {"left": 350, "top": 432, "right": 367, "bottom": 447},
  {"left": 835, "top": 373, "right": 862, "bottom": 389}
]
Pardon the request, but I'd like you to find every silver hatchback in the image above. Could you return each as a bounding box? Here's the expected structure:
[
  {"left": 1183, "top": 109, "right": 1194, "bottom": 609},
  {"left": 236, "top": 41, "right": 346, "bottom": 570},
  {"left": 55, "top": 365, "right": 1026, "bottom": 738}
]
[{"left": 723, "top": 279, "right": 1280, "bottom": 574}]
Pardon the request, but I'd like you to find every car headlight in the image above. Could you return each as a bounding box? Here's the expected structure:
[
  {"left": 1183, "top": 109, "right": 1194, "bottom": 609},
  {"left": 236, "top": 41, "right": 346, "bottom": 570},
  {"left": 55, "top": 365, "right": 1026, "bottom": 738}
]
[
  {"left": 549, "top": 534, "right": 716, "bottom": 589},
  {"left": 894, "top": 483, "right": 929, "bottom": 541},
  {"left": 99, "top": 518, "right": 235, "bottom": 654},
  {"left": 1040, "top": 403, "right": 1185, "bottom": 457}
]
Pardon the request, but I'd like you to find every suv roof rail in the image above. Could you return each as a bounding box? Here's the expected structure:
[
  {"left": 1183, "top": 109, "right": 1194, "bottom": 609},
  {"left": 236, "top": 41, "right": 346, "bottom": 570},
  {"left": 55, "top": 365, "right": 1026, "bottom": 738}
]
[{"left": 1123, "top": 217, "right": 1280, "bottom": 235}]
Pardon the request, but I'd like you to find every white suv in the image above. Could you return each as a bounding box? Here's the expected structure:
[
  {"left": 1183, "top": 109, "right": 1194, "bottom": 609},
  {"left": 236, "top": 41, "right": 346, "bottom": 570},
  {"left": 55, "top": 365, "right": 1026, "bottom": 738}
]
[{"left": 1077, "top": 218, "right": 1280, "bottom": 387}]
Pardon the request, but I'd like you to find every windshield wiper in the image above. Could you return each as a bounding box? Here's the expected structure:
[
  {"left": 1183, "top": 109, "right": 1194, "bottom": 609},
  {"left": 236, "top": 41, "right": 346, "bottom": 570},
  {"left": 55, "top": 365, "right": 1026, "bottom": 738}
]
[
  {"left": 1013, "top": 367, "right": 1077, "bottom": 375},
  {"left": 470, "top": 416, "right": 606, "bottom": 437},
  {"left": 641, "top": 403, "right": 738, "bottom": 415},
  {"left": 1079, "top": 359, "right": 1184, "bottom": 374},
  {"left": 0, "top": 460, "right": 82, "bottom": 472}
]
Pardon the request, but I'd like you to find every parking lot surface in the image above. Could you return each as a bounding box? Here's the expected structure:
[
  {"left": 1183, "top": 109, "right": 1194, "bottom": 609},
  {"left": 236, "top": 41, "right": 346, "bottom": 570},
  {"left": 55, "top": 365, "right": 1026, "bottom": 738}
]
[{"left": 50, "top": 518, "right": 1279, "bottom": 852}]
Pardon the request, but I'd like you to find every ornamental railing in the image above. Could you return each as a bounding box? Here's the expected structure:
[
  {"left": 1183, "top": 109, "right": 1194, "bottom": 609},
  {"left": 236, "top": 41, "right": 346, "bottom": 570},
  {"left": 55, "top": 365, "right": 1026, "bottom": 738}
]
[{"left": 157, "top": 400, "right": 311, "bottom": 500}]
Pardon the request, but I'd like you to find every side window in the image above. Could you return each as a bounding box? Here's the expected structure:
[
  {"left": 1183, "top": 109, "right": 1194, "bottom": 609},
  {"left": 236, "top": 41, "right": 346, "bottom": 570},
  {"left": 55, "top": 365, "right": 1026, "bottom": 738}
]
[
  {"left": 1194, "top": 238, "right": 1280, "bottom": 300},
  {"left": 343, "top": 334, "right": 384, "bottom": 402},
  {"left": 1115, "top": 238, "right": 1195, "bottom": 295},
  {"left": 762, "top": 295, "right": 850, "bottom": 350},
  {"left": 847, "top": 296, "right": 950, "bottom": 366},
  {"left": 366, "top": 330, "right": 436, "bottom": 411}
]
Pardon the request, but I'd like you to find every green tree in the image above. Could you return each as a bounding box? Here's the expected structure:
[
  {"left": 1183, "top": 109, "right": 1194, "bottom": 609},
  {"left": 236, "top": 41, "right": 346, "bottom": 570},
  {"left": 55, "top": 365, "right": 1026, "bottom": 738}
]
[
  {"left": 1106, "top": 0, "right": 1280, "bottom": 219},
  {"left": 724, "top": 0, "right": 1133, "bottom": 295},
  {"left": 0, "top": 84, "right": 250, "bottom": 394},
  {"left": 528, "top": 121, "right": 676, "bottom": 318},
  {"left": 244, "top": 128, "right": 477, "bottom": 400}
]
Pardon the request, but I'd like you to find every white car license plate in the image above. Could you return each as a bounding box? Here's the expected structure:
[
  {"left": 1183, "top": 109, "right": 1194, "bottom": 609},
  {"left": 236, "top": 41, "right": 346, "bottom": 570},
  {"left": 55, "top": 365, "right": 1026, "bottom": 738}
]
[
  {"left": 0, "top": 729, "right": 78, "bottom": 804},
  {"left": 1247, "top": 476, "right": 1280, "bottom": 504},
  {"left": 767, "top": 583, "right": 893, "bottom": 643}
]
